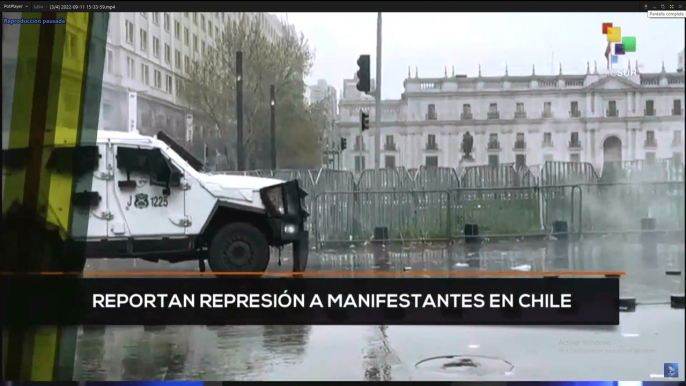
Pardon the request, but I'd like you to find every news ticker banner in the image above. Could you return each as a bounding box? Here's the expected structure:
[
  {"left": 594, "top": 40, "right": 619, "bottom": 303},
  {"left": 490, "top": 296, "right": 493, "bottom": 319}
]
[{"left": 1, "top": 277, "right": 620, "bottom": 326}]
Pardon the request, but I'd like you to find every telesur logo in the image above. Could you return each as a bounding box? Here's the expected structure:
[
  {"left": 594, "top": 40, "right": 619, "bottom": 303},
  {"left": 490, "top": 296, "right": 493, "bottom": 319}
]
[{"left": 602, "top": 22, "right": 637, "bottom": 77}]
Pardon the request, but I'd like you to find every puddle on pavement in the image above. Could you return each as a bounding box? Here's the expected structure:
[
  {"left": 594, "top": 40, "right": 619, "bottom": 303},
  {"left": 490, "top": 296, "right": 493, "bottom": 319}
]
[{"left": 415, "top": 354, "right": 514, "bottom": 377}]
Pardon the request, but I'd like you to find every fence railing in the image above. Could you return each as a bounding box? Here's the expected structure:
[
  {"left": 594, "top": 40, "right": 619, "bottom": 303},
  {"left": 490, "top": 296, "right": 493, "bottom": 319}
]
[
  {"left": 311, "top": 185, "right": 584, "bottom": 245},
  {"left": 210, "top": 162, "right": 684, "bottom": 245}
]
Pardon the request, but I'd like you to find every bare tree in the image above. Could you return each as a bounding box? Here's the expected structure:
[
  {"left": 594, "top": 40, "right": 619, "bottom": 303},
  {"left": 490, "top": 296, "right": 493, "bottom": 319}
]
[{"left": 183, "top": 14, "right": 326, "bottom": 170}]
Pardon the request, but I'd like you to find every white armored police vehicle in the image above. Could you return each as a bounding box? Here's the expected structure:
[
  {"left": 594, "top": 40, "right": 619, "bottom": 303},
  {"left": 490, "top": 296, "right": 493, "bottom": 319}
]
[{"left": 2, "top": 129, "right": 309, "bottom": 274}]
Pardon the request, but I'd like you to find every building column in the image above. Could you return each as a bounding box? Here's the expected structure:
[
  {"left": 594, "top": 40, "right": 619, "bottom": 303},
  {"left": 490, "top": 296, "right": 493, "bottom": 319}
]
[
  {"left": 453, "top": 132, "right": 461, "bottom": 168},
  {"left": 396, "top": 130, "right": 408, "bottom": 167},
  {"left": 476, "top": 132, "right": 485, "bottom": 165},
  {"left": 415, "top": 132, "right": 421, "bottom": 168},
  {"left": 590, "top": 129, "right": 597, "bottom": 166},
  {"left": 443, "top": 131, "right": 451, "bottom": 167},
  {"left": 403, "top": 131, "right": 411, "bottom": 168},
  {"left": 634, "top": 92, "right": 641, "bottom": 116}
]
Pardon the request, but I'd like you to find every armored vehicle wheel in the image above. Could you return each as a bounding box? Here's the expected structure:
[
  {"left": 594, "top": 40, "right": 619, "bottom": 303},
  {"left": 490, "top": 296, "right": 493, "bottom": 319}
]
[{"left": 208, "top": 222, "right": 270, "bottom": 274}]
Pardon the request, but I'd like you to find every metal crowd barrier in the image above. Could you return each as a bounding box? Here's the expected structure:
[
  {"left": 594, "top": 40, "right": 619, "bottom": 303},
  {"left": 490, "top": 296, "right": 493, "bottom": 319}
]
[{"left": 210, "top": 165, "right": 684, "bottom": 246}]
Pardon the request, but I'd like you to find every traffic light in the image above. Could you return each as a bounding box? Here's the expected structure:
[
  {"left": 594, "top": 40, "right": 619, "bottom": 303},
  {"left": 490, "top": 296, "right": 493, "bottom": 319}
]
[
  {"left": 356, "top": 54, "right": 371, "bottom": 93},
  {"left": 360, "top": 111, "right": 370, "bottom": 131},
  {"left": 341, "top": 138, "right": 347, "bottom": 151}
]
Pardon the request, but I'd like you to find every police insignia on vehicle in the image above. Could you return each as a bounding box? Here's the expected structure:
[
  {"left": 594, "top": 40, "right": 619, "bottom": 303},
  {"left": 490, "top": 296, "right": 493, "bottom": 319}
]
[{"left": 134, "top": 193, "right": 149, "bottom": 209}]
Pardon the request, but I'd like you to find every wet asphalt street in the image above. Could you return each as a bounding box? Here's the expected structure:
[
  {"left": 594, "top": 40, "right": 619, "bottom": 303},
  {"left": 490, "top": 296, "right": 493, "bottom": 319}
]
[{"left": 74, "top": 238, "right": 685, "bottom": 381}]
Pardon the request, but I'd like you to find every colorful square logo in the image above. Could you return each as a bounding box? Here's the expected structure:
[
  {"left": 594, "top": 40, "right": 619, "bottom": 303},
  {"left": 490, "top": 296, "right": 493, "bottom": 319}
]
[
  {"left": 622, "top": 36, "right": 637, "bottom": 52},
  {"left": 664, "top": 363, "right": 679, "bottom": 378},
  {"left": 601, "top": 23, "right": 637, "bottom": 68},
  {"left": 607, "top": 27, "right": 622, "bottom": 43}
]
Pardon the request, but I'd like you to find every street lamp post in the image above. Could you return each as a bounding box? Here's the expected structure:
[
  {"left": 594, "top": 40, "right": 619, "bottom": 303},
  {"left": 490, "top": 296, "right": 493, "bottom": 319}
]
[
  {"left": 270, "top": 84, "right": 277, "bottom": 170},
  {"left": 374, "top": 12, "right": 382, "bottom": 170},
  {"left": 236, "top": 51, "right": 245, "bottom": 171}
]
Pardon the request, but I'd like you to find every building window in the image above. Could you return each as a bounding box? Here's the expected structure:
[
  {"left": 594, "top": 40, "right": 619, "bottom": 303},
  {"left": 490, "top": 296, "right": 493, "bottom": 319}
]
[
  {"left": 674, "top": 99, "right": 683, "bottom": 116},
  {"left": 570, "top": 154, "right": 580, "bottom": 163},
  {"left": 201, "top": 41, "right": 206, "bottom": 55},
  {"left": 461, "top": 104, "right": 472, "bottom": 119},
  {"left": 140, "top": 12, "right": 147, "bottom": 18},
  {"left": 570, "top": 101, "right": 580, "bottom": 117},
  {"left": 645, "top": 130, "right": 657, "bottom": 147},
  {"left": 607, "top": 101, "right": 618, "bottom": 117},
  {"left": 544, "top": 154, "right": 554, "bottom": 163},
  {"left": 515, "top": 133, "right": 526, "bottom": 149},
  {"left": 488, "top": 133, "right": 499, "bottom": 149},
  {"left": 174, "top": 20, "right": 180, "bottom": 39},
  {"left": 175, "top": 50, "right": 182, "bottom": 70},
  {"left": 488, "top": 155, "right": 499, "bottom": 168},
  {"left": 166, "top": 75, "right": 172, "bottom": 93},
  {"left": 427, "top": 104, "right": 437, "bottom": 120},
  {"left": 354, "top": 156, "right": 366, "bottom": 172},
  {"left": 106, "top": 49, "right": 113, "bottom": 73},
  {"left": 515, "top": 102, "right": 526, "bottom": 118},
  {"left": 141, "top": 64, "right": 149, "bottom": 85},
  {"left": 384, "top": 135, "right": 395, "bottom": 151},
  {"left": 184, "top": 27, "right": 189, "bottom": 45},
  {"left": 184, "top": 55, "right": 190, "bottom": 73},
  {"left": 125, "top": 20, "right": 135, "bottom": 44},
  {"left": 427, "top": 134, "right": 437, "bottom": 150},
  {"left": 215, "top": 26, "right": 219, "bottom": 39},
  {"left": 645, "top": 100, "right": 655, "bottom": 116},
  {"left": 126, "top": 57, "right": 135, "bottom": 78},
  {"left": 488, "top": 103, "right": 499, "bottom": 119},
  {"left": 515, "top": 154, "right": 526, "bottom": 169},
  {"left": 152, "top": 12, "right": 159, "bottom": 25},
  {"left": 184, "top": 12, "right": 189, "bottom": 18},
  {"left": 425, "top": 156, "right": 439, "bottom": 167},
  {"left": 139, "top": 29, "right": 148, "bottom": 52},
  {"left": 193, "top": 13, "right": 197, "bottom": 25},
  {"left": 385, "top": 155, "right": 396, "bottom": 169},
  {"left": 193, "top": 34, "right": 198, "bottom": 52},
  {"left": 674, "top": 152, "right": 683, "bottom": 164},
  {"left": 152, "top": 37, "right": 160, "bottom": 57},
  {"left": 570, "top": 132, "right": 581, "bottom": 148},
  {"left": 164, "top": 44, "right": 171, "bottom": 63},
  {"left": 154, "top": 69, "right": 162, "bottom": 88},
  {"left": 201, "top": 14, "right": 206, "bottom": 31},
  {"left": 164, "top": 13, "right": 170, "bottom": 31},
  {"left": 543, "top": 132, "right": 552, "bottom": 146},
  {"left": 543, "top": 101, "right": 552, "bottom": 118},
  {"left": 209, "top": 21, "right": 213, "bottom": 36}
]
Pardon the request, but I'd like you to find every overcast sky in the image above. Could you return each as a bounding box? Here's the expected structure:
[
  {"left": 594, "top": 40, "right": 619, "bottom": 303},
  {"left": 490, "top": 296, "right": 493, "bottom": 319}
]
[{"left": 271, "top": 13, "right": 685, "bottom": 100}]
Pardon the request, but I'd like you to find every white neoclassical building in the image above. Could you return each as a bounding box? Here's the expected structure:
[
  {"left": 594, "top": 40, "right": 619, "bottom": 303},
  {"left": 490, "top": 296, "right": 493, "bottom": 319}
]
[{"left": 336, "top": 63, "right": 685, "bottom": 174}]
